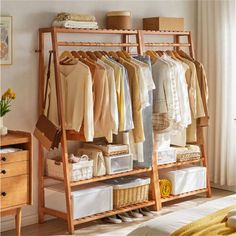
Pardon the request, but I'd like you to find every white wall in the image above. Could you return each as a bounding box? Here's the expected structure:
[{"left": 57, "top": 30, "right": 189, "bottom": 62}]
[{"left": 0, "top": 0, "right": 197, "bottom": 231}]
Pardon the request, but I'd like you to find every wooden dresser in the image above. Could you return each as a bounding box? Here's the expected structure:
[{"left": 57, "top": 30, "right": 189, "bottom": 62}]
[{"left": 0, "top": 130, "right": 32, "bottom": 236}]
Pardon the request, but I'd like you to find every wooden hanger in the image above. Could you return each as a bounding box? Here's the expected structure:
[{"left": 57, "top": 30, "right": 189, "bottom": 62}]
[
  {"left": 86, "top": 51, "right": 97, "bottom": 61},
  {"left": 59, "top": 51, "right": 78, "bottom": 65},
  {"left": 121, "top": 50, "right": 131, "bottom": 59},
  {"left": 108, "top": 51, "right": 119, "bottom": 60},
  {"left": 102, "top": 51, "right": 108, "bottom": 56},
  {"left": 156, "top": 50, "right": 163, "bottom": 56},
  {"left": 77, "top": 51, "right": 90, "bottom": 59},
  {"left": 116, "top": 51, "right": 127, "bottom": 59},
  {"left": 178, "top": 50, "right": 193, "bottom": 60},
  {"left": 94, "top": 51, "right": 104, "bottom": 59},
  {"left": 59, "top": 51, "right": 74, "bottom": 61}
]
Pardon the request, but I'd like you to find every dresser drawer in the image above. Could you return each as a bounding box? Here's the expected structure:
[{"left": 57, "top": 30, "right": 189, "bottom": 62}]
[
  {"left": 1, "top": 175, "right": 29, "bottom": 209},
  {"left": 0, "top": 161, "right": 29, "bottom": 179},
  {"left": 0, "top": 150, "right": 29, "bottom": 164}
]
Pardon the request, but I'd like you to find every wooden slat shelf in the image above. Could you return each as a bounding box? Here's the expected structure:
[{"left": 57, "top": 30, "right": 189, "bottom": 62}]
[
  {"left": 161, "top": 188, "right": 208, "bottom": 203},
  {"left": 44, "top": 168, "right": 152, "bottom": 186},
  {"left": 158, "top": 158, "right": 204, "bottom": 169},
  {"left": 73, "top": 200, "right": 155, "bottom": 225},
  {"left": 39, "top": 27, "right": 138, "bottom": 34},
  {"left": 141, "top": 30, "right": 190, "bottom": 35}
]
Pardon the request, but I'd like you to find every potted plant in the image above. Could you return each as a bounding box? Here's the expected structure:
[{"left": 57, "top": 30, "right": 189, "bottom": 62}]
[{"left": 0, "top": 88, "right": 16, "bottom": 135}]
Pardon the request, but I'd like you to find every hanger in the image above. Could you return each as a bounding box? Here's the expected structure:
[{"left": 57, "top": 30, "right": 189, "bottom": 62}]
[
  {"left": 86, "top": 51, "right": 98, "bottom": 61},
  {"left": 156, "top": 50, "right": 163, "bottom": 56},
  {"left": 116, "top": 51, "right": 127, "bottom": 60},
  {"left": 102, "top": 51, "right": 109, "bottom": 56},
  {"left": 59, "top": 51, "right": 78, "bottom": 65},
  {"left": 94, "top": 51, "right": 104, "bottom": 59},
  {"left": 77, "top": 51, "right": 90, "bottom": 59},
  {"left": 108, "top": 51, "right": 119, "bottom": 60},
  {"left": 121, "top": 50, "right": 131, "bottom": 59},
  {"left": 178, "top": 50, "right": 193, "bottom": 60},
  {"left": 59, "top": 51, "right": 74, "bottom": 61}
]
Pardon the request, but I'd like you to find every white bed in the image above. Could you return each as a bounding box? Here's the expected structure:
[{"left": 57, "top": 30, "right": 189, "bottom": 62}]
[{"left": 128, "top": 194, "right": 236, "bottom": 236}]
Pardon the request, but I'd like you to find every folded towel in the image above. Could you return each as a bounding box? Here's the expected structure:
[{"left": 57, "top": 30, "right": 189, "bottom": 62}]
[
  {"left": 228, "top": 209, "right": 236, "bottom": 218},
  {"left": 227, "top": 215, "right": 236, "bottom": 229},
  {"left": 56, "top": 12, "right": 96, "bottom": 22},
  {"left": 159, "top": 179, "right": 172, "bottom": 198},
  {"left": 52, "top": 20, "right": 98, "bottom": 29}
]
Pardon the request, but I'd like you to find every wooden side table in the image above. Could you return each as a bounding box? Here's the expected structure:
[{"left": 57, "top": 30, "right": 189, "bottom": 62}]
[{"left": 0, "top": 130, "right": 32, "bottom": 236}]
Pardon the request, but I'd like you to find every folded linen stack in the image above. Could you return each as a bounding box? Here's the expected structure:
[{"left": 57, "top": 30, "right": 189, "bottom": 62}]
[{"left": 52, "top": 12, "right": 99, "bottom": 29}]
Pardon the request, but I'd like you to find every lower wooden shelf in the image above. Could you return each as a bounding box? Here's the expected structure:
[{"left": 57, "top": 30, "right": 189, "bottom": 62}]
[
  {"left": 158, "top": 158, "right": 204, "bottom": 169},
  {"left": 73, "top": 200, "right": 155, "bottom": 225},
  {"left": 42, "top": 200, "right": 155, "bottom": 226},
  {"left": 161, "top": 188, "right": 208, "bottom": 203}
]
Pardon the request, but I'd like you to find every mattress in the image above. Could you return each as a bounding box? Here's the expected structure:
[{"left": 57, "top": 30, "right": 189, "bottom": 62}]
[{"left": 128, "top": 194, "right": 236, "bottom": 236}]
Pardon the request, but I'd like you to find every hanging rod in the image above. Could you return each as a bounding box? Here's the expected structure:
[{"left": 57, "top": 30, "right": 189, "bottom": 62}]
[
  {"left": 57, "top": 42, "right": 139, "bottom": 47},
  {"left": 144, "top": 43, "right": 191, "bottom": 47}
]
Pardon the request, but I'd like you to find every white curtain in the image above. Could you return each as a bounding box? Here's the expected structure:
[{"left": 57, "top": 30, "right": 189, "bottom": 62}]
[{"left": 197, "top": 0, "right": 236, "bottom": 186}]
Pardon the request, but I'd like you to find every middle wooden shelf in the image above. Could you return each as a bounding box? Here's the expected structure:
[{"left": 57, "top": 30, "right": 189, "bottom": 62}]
[{"left": 44, "top": 167, "right": 152, "bottom": 187}]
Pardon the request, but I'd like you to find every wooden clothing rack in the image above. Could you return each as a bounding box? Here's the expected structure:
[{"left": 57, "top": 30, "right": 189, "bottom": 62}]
[{"left": 37, "top": 27, "right": 211, "bottom": 234}]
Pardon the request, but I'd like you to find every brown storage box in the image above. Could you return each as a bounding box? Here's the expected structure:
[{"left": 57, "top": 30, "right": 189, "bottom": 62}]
[
  {"left": 143, "top": 17, "right": 184, "bottom": 31},
  {"left": 106, "top": 11, "right": 131, "bottom": 30}
]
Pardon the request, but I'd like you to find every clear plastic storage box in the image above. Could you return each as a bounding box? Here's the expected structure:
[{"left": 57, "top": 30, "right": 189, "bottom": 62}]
[{"left": 105, "top": 153, "right": 133, "bottom": 174}]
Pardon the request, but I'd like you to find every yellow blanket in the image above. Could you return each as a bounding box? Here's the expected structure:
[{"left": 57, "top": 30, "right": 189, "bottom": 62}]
[
  {"left": 171, "top": 204, "right": 236, "bottom": 236},
  {"left": 159, "top": 179, "right": 172, "bottom": 198}
]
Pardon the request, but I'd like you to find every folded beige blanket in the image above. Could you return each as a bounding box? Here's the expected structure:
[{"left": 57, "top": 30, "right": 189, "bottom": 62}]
[{"left": 56, "top": 12, "right": 96, "bottom": 22}]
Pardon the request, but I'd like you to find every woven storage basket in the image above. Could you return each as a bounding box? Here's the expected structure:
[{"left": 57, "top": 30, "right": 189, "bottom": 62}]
[
  {"left": 83, "top": 143, "right": 129, "bottom": 156},
  {"left": 104, "top": 177, "right": 150, "bottom": 208},
  {"left": 177, "top": 151, "right": 201, "bottom": 162},
  {"left": 46, "top": 157, "right": 93, "bottom": 181}
]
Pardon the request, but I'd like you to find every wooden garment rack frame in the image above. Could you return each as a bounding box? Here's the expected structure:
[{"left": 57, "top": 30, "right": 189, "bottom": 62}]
[{"left": 37, "top": 27, "right": 211, "bottom": 234}]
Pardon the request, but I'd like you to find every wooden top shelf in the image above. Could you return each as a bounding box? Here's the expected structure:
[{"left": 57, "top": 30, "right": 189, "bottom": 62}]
[
  {"left": 0, "top": 130, "right": 31, "bottom": 147},
  {"left": 38, "top": 27, "right": 190, "bottom": 36},
  {"left": 39, "top": 27, "right": 138, "bottom": 34}
]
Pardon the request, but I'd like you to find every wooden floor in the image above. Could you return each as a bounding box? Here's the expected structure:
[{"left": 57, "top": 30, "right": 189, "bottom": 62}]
[{"left": 1, "top": 188, "right": 234, "bottom": 236}]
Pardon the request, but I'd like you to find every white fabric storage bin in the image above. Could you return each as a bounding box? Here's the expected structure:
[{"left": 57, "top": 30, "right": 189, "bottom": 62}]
[
  {"left": 44, "top": 183, "right": 113, "bottom": 219},
  {"left": 158, "top": 148, "right": 176, "bottom": 165},
  {"left": 105, "top": 154, "right": 133, "bottom": 174},
  {"left": 159, "top": 166, "right": 206, "bottom": 195}
]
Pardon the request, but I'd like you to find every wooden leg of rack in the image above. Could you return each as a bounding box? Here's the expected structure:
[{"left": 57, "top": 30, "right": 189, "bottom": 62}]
[
  {"left": 150, "top": 132, "right": 162, "bottom": 211},
  {"left": 38, "top": 144, "right": 45, "bottom": 224},
  {"left": 51, "top": 28, "right": 74, "bottom": 235},
  {"left": 198, "top": 127, "right": 212, "bottom": 198},
  {"left": 38, "top": 29, "right": 45, "bottom": 224},
  {"left": 15, "top": 208, "right": 22, "bottom": 236}
]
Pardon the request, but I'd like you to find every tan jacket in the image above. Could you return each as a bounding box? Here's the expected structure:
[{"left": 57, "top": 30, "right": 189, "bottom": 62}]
[
  {"left": 45, "top": 62, "right": 94, "bottom": 141},
  {"left": 179, "top": 50, "right": 209, "bottom": 127},
  {"left": 119, "top": 58, "right": 145, "bottom": 143}
]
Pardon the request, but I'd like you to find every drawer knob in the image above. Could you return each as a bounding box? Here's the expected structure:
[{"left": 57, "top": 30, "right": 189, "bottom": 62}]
[
  {"left": 1, "top": 170, "right": 6, "bottom": 174},
  {"left": 1, "top": 192, "right": 7, "bottom": 196},
  {"left": 1, "top": 157, "right": 6, "bottom": 161}
]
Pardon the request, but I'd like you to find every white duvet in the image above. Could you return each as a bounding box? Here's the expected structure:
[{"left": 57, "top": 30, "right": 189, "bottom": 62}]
[{"left": 128, "top": 194, "right": 236, "bottom": 236}]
